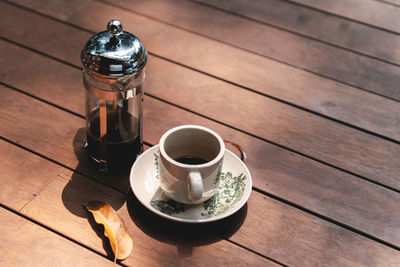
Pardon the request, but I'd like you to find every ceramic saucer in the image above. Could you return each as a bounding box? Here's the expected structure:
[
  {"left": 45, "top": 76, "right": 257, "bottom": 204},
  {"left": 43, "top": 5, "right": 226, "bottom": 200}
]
[{"left": 130, "top": 145, "right": 252, "bottom": 223}]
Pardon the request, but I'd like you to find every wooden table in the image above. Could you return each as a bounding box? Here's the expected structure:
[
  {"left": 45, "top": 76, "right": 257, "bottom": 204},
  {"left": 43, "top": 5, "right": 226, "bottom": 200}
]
[{"left": 1, "top": 0, "right": 399, "bottom": 265}]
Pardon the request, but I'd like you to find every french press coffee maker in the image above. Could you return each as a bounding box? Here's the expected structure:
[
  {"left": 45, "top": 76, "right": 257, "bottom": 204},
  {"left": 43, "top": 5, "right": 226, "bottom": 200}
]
[{"left": 81, "top": 20, "right": 148, "bottom": 171}]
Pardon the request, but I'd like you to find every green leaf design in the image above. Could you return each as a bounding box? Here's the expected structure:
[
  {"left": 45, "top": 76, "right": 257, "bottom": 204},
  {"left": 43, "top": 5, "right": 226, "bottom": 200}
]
[
  {"left": 202, "top": 172, "right": 246, "bottom": 217},
  {"left": 154, "top": 153, "right": 160, "bottom": 179},
  {"left": 151, "top": 199, "right": 185, "bottom": 215}
]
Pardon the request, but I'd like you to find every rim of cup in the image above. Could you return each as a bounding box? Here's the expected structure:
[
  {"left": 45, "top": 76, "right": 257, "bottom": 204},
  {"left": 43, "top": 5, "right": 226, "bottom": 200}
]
[{"left": 159, "top": 125, "right": 225, "bottom": 168}]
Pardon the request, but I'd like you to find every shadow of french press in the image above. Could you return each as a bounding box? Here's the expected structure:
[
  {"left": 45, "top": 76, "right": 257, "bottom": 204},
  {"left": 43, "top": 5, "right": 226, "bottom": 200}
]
[
  {"left": 61, "top": 127, "right": 130, "bottom": 258},
  {"left": 62, "top": 127, "right": 128, "bottom": 214},
  {"left": 126, "top": 189, "right": 247, "bottom": 257}
]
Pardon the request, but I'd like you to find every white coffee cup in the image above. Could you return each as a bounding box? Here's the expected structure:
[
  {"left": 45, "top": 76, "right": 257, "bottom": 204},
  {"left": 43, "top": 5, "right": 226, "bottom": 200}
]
[{"left": 158, "top": 125, "right": 225, "bottom": 204}]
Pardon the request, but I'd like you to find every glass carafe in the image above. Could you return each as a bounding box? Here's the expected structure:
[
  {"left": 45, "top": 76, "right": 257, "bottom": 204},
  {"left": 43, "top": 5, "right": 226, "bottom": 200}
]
[{"left": 81, "top": 20, "right": 147, "bottom": 171}]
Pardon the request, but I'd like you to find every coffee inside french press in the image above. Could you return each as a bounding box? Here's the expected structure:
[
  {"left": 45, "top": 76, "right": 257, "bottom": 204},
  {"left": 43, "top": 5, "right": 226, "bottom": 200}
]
[{"left": 81, "top": 20, "right": 148, "bottom": 171}]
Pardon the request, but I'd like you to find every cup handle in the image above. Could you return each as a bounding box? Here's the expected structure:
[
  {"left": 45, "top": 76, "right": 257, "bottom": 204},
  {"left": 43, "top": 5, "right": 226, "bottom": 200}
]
[
  {"left": 188, "top": 171, "right": 203, "bottom": 202},
  {"left": 223, "top": 140, "right": 247, "bottom": 162}
]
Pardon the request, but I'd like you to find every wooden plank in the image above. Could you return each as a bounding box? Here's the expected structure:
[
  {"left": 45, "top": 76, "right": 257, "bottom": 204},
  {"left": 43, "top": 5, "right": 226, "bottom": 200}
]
[
  {"left": 0, "top": 85, "right": 81, "bottom": 166},
  {"left": 291, "top": 0, "right": 400, "bottom": 33},
  {"left": 0, "top": 84, "right": 132, "bottom": 192},
  {"left": 1, "top": 2, "right": 399, "bottom": 246},
  {"left": 231, "top": 193, "right": 400, "bottom": 266},
  {"left": 0, "top": 207, "right": 114, "bottom": 266},
  {"left": 1, "top": 2, "right": 397, "bottom": 264},
  {"left": 2, "top": 1, "right": 400, "bottom": 144},
  {"left": 197, "top": 0, "right": 400, "bottom": 65},
  {"left": 142, "top": 91, "right": 400, "bottom": 247},
  {"left": 66, "top": 0, "right": 400, "bottom": 189},
  {"left": 98, "top": 0, "right": 400, "bottom": 101},
  {"left": 0, "top": 183, "right": 33, "bottom": 212},
  {"left": 63, "top": 1, "right": 400, "bottom": 138},
  {"left": 0, "top": 40, "right": 84, "bottom": 115},
  {"left": 21, "top": 166, "right": 400, "bottom": 266},
  {"left": 0, "top": 1, "right": 89, "bottom": 67},
  {"left": 1, "top": 57, "right": 400, "bottom": 250},
  {"left": 10, "top": 0, "right": 93, "bottom": 20},
  {"left": 20, "top": 172, "right": 127, "bottom": 258},
  {"left": 382, "top": 0, "right": 400, "bottom": 5},
  {"left": 2, "top": 35, "right": 400, "bottom": 192},
  {"left": 3, "top": 1, "right": 400, "bottom": 187},
  {"left": 0, "top": 140, "right": 63, "bottom": 211},
  {"left": 21, "top": 171, "right": 274, "bottom": 266},
  {"left": 0, "top": 5, "right": 397, "bottom": 242},
  {"left": 144, "top": 56, "right": 400, "bottom": 191}
]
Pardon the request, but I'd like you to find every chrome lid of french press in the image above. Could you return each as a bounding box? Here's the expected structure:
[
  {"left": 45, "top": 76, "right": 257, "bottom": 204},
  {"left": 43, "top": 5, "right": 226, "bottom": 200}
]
[{"left": 81, "top": 20, "right": 148, "bottom": 77}]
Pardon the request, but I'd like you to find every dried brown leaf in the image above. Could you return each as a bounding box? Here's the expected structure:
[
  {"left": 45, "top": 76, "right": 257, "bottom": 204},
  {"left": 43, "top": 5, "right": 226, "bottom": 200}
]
[{"left": 84, "top": 201, "right": 133, "bottom": 260}]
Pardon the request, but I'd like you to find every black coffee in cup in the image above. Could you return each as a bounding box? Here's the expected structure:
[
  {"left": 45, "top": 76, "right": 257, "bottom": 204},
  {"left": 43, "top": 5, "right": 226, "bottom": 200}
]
[{"left": 174, "top": 156, "right": 208, "bottom": 165}]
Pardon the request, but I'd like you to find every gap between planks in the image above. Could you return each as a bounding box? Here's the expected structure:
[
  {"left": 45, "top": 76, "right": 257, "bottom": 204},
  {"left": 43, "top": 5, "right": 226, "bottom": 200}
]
[
  {"left": 282, "top": 0, "right": 400, "bottom": 35},
  {"left": 0, "top": 202, "right": 125, "bottom": 266},
  {"left": 374, "top": 0, "right": 400, "bottom": 8},
  {"left": 187, "top": 0, "right": 400, "bottom": 67}
]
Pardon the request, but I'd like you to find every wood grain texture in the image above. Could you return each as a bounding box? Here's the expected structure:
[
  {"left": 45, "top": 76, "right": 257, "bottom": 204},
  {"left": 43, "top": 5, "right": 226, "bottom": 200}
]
[
  {"left": 103, "top": 0, "right": 400, "bottom": 101},
  {"left": 67, "top": 1, "right": 400, "bottom": 136},
  {"left": 292, "top": 0, "right": 400, "bottom": 33},
  {"left": 21, "top": 172, "right": 127, "bottom": 258},
  {"left": 0, "top": 140, "right": 63, "bottom": 210},
  {"left": 1, "top": 3, "right": 400, "bottom": 186},
  {"left": 0, "top": 183, "right": 33, "bottom": 212},
  {"left": 231, "top": 192, "right": 400, "bottom": 266},
  {"left": 21, "top": 167, "right": 400, "bottom": 266},
  {"left": 198, "top": 0, "right": 400, "bottom": 65},
  {"left": 1, "top": 0, "right": 399, "bottom": 265},
  {"left": 0, "top": 85, "right": 81, "bottom": 166},
  {"left": 10, "top": 0, "right": 93, "bottom": 20},
  {"left": 21, "top": 173, "right": 275, "bottom": 266},
  {"left": 3, "top": 1, "right": 400, "bottom": 144},
  {"left": 381, "top": 0, "right": 400, "bottom": 5},
  {"left": 0, "top": 207, "right": 114, "bottom": 266},
  {"left": 144, "top": 55, "right": 400, "bottom": 191},
  {"left": 0, "top": 39, "right": 84, "bottom": 114},
  {"left": 1, "top": 57, "right": 400, "bottom": 249},
  {"left": 0, "top": 84, "right": 132, "bottom": 192},
  {"left": 0, "top": 0, "right": 396, "bottom": 262},
  {"left": 3, "top": 14, "right": 400, "bottom": 247},
  {"left": 0, "top": 1, "right": 89, "bottom": 67},
  {"left": 2, "top": 36, "right": 400, "bottom": 192},
  {"left": 142, "top": 93, "right": 400, "bottom": 247}
]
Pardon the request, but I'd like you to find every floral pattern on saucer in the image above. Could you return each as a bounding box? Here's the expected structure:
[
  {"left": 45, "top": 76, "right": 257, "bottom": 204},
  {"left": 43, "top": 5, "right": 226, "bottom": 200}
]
[
  {"left": 151, "top": 199, "right": 185, "bottom": 215},
  {"left": 202, "top": 172, "right": 246, "bottom": 217}
]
